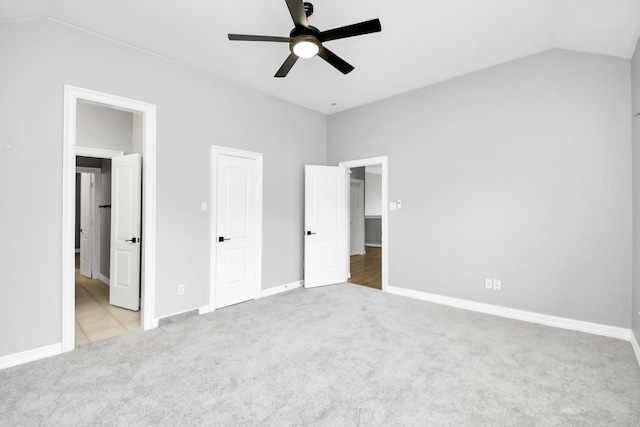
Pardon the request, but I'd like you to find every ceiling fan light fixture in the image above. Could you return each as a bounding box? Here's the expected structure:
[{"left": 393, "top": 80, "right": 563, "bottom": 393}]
[{"left": 292, "top": 37, "right": 320, "bottom": 58}]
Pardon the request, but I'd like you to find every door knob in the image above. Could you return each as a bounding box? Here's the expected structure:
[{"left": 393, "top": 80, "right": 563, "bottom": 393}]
[
  {"left": 306, "top": 231, "right": 316, "bottom": 235},
  {"left": 125, "top": 237, "right": 139, "bottom": 243},
  {"left": 218, "top": 237, "right": 231, "bottom": 242}
]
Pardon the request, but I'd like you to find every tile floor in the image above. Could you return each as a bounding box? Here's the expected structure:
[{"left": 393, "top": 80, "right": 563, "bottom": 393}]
[{"left": 75, "top": 257, "right": 140, "bottom": 346}]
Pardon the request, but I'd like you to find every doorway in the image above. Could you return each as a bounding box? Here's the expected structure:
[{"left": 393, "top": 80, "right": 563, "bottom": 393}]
[
  {"left": 75, "top": 157, "right": 142, "bottom": 346},
  {"left": 62, "top": 85, "right": 158, "bottom": 352},
  {"left": 339, "top": 157, "right": 388, "bottom": 292}
]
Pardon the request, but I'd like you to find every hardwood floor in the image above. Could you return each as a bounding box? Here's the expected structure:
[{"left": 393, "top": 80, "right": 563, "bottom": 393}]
[{"left": 349, "top": 246, "right": 382, "bottom": 290}]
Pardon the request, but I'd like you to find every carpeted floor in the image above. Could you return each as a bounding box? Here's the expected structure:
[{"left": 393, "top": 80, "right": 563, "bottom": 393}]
[{"left": 1, "top": 283, "right": 639, "bottom": 426}]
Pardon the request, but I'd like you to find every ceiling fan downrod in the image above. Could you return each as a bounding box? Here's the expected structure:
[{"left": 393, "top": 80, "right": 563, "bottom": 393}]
[{"left": 303, "top": 2, "right": 314, "bottom": 18}]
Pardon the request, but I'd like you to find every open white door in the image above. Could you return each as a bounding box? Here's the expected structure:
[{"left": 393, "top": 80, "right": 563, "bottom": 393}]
[
  {"left": 79, "top": 173, "right": 93, "bottom": 278},
  {"left": 214, "top": 152, "right": 260, "bottom": 309},
  {"left": 304, "top": 165, "right": 349, "bottom": 288},
  {"left": 110, "top": 153, "right": 141, "bottom": 311}
]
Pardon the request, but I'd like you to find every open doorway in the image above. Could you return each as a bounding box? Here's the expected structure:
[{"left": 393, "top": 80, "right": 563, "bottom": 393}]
[
  {"left": 348, "top": 166, "right": 383, "bottom": 290},
  {"left": 75, "top": 155, "right": 141, "bottom": 346},
  {"left": 62, "top": 85, "right": 158, "bottom": 352},
  {"left": 339, "top": 157, "right": 389, "bottom": 292}
]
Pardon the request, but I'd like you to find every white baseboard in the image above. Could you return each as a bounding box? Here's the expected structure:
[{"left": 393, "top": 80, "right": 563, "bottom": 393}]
[
  {"left": 0, "top": 343, "right": 62, "bottom": 370},
  {"left": 198, "top": 305, "right": 210, "bottom": 315},
  {"left": 259, "top": 281, "right": 303, "bottom": 298},
  {"left": 365, "top": 243, "right": 382, "bottom": 248},
  {"left": 156, "top": 306, "right": 203, "bottom": 323},
  {"left": 386, "top": 286, "right": 632, "bottom": 341},
  {"left": 631, "top": 332, "right": 640, "bottom": 368},
  {"left": 98, "top": 274, "right": 110, "bottom": 286}
]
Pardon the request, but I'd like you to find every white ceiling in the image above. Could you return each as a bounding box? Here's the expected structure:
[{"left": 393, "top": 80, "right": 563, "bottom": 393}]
[{"left": 3, "top": 0, "right": 640, "bottom": 114}]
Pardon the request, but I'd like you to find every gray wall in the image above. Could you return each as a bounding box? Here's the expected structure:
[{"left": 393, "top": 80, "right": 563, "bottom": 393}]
[
  {"left": 365, "top": 218, "right": 382, "bottom": 246},
  {"left": 0, "top": 19, "right": 326, "bottom": 357},
  {"left": 364, "top": 171, "right": 382, "bottom": 245},
  {"left": 632, "top": 38, "right": 640, "bottom": 345},
  {"left": 76, "top": 102, "right": 134, "bottom": 153},
  {"left": 365, "top": 172, "right": 382, "bottom": 216},
  {"left": 328, "top": 49, "right": 632, "bottom": 328},
  {"left": 132, "top": 113, "right": 143, "bottom": 155}
]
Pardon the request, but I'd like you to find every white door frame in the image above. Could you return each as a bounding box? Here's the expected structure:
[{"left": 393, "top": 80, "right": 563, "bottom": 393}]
[
  {"left": 339, "top": 156, "right": 389, "bottom": 292},
  {"left": 63, "top": 85, "right": 158, "bottom": 353},
  {"left": 209, "top": 145, "right": 263, "bottom": 311},
  {"left": 76, "top": 166, "right": 102, "bottom": 280},
  {"left": 350, "top": 178, "right": 365, "bottom": 256}
]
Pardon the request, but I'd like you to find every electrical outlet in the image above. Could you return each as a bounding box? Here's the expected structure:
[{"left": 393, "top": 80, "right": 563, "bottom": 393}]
[
  {"left": 178, "top": 284, "right": 185, "bottom": 295},
  {"left": 493, "top": 280, "right": 501, "bottom": 291},
  {"left": 485, "top": 279, "right": 493, "bottom": 289}
]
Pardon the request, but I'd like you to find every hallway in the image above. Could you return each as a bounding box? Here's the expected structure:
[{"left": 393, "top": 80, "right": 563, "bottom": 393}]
[{"left": 75, "top": 255, "right": 140, "bottom": 346}]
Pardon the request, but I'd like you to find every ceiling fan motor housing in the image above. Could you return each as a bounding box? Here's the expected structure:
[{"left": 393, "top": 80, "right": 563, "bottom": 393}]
[{"left": 289, "top": 25, "right": 321, "bottom": 56}]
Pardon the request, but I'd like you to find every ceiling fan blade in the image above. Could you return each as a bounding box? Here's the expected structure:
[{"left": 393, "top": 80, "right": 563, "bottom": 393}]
[
  {"left": 317, "top": 47, "right": 354, "bottom": 75},
  {"left": 319, "top": 19, "right": 382, "bottom": 42},
  {"left": 285, "top": 0, "right": 308, "bottom": 28},
  {"left": 228, "top": 34, "right": 291, "bottom": 43},
  {"left": 275, "top": 53, "right": 299, "bottom": 78}
]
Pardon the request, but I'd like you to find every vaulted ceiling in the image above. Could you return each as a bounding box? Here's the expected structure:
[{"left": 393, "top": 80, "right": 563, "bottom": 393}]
[{"left": 3, "top": 0, "right": 640, "bottom": 114}]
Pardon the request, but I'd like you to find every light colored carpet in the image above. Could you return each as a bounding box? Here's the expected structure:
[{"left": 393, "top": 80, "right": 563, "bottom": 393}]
[{"left": 1, "top": 283, "right": 639, "bottom": 426}]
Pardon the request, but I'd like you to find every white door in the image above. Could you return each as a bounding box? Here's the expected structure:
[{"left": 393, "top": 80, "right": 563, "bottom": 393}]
[
  {"left": 349, "top": 179, "right": 365, "bottom": 256},
  {"left": 110, "top": 153, "right": 141, "bottom": 311},
  {"left": 304, "top": 165, "right": 349, "bottom": 288},
  {"left": 215, "top": 153, "right": 260, "bottom": 309},
  {"left": 79, "top": 173, "right": 93, "bottom": 278}
]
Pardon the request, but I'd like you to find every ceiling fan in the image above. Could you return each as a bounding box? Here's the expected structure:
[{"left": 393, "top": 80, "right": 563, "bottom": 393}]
[{"left": 228, "top": 0, "right": 382, "bottom": 78}]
